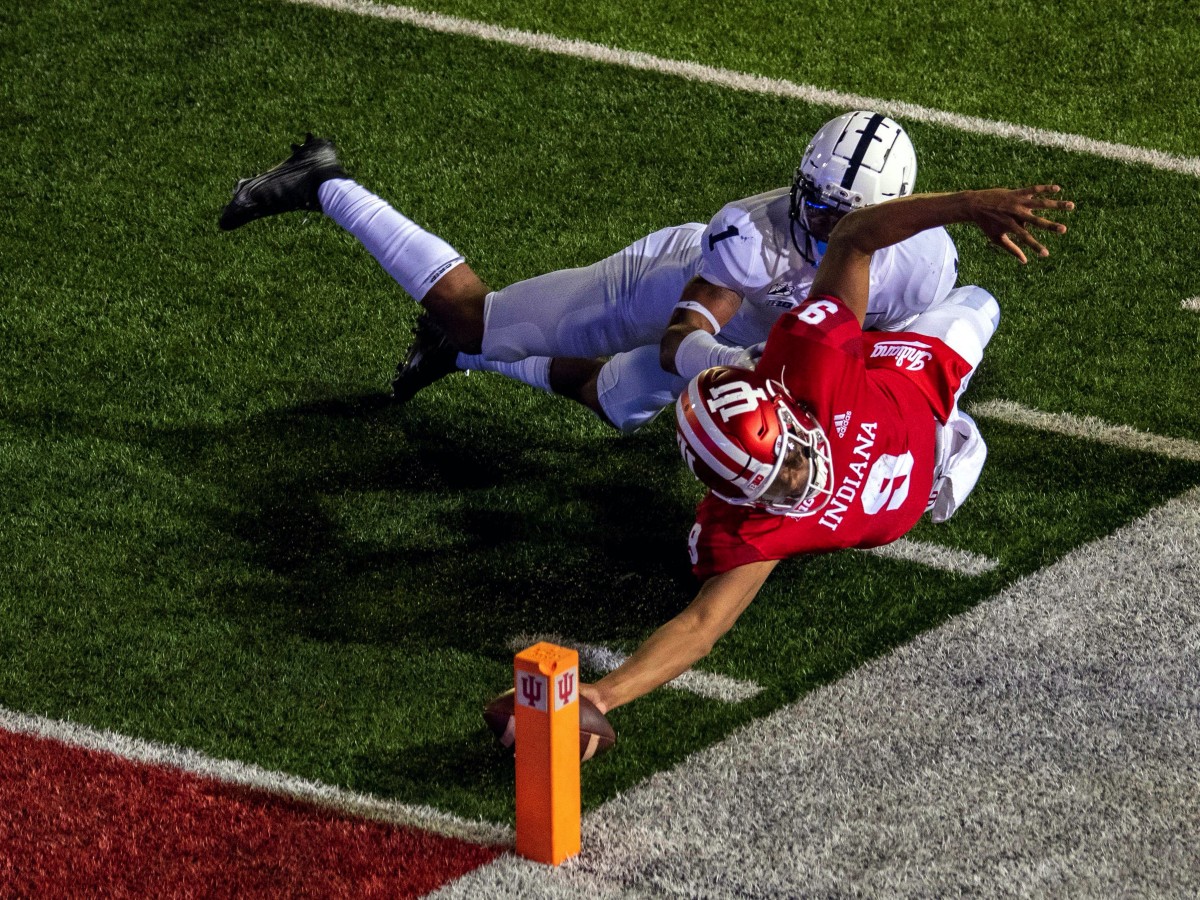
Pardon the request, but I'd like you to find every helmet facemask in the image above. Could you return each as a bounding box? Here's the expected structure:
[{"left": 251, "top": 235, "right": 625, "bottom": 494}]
[
  {"left": 788, "top": 170, "right": 858, "bottom": 262},
  {"left": 753, "top": 394, "right": 834, "bottom": 516}
]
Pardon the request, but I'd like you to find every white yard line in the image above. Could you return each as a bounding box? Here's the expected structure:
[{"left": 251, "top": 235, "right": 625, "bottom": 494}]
[
  {"left": 971, "top": 399, "right": 1200, "bottom": 463},
  {"left": 285, "top": 0, "right": 1200, "bottom": 178},
  {"left": 0, "top": 706, "right": 512, "bottom": 846},
  {"left": 509, "top": 634, "right": 763, "bottom": 703},
  {"left": 868, "top": 537, "right": 998, "bottom": 575},
  {"left": 1182, "top": 297, "right": 1200, "bottom": 312}
]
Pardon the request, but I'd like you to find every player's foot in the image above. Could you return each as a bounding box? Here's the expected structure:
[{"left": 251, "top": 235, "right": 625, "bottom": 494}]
[
  {"left": 218, "top": 134, "right": 346, "bottom": 231},
  {"left": 391, "top": 314, "right": 460, "bottom": 403}
]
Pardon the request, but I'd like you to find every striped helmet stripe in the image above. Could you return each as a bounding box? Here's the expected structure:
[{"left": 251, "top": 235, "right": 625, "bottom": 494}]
[
  {"left": 841, "top": 112, "right": 887, "bottom": 190},
  {"left": 677, "top": 392, "right": 743, "bottom": 483},
  {"left": 678, "top": 382, "right": 775, "bottom": 495}
]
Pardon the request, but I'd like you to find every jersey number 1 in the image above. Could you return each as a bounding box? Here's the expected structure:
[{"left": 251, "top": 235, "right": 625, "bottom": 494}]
[{"left": 707, "top": 225, "right": 739, "bottom": 251}]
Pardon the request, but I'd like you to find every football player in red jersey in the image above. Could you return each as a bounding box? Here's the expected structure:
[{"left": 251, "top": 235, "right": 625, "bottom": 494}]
[{"left": 580, "top": 185, "right": 1073, "bottom": 714}]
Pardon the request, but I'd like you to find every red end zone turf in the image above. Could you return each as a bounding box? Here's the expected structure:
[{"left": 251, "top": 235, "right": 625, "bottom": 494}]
[{"left": 0, "top": 727, "right": 505, "bottom": 897}]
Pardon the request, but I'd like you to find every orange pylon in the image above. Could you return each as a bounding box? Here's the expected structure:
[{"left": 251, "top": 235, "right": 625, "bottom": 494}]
[{"left": 513, "top": 642, "right": 581, "bottom": 865}]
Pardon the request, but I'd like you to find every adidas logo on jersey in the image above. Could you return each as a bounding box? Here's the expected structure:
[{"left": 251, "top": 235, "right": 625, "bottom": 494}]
[{"left": 834, "top": 411, "right": 852, "bottom": 438}]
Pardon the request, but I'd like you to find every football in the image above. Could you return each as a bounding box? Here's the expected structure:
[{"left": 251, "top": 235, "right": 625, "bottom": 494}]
[{"left": 482, "top": 689, "right": 616, "bottom": 761}]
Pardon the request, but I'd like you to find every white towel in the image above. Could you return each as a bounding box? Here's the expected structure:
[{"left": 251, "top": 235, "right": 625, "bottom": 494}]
[{"left": 929, "top": 408, "right": 987, "bottom": 524}]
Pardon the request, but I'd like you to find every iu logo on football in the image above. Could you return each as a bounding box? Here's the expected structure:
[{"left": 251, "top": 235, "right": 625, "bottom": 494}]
[
  {"left": 554, "top": 667, "right": 578, "bottom": 711},
  {"left": 706, "top": 381, "right": 768, "bottom": 422}
]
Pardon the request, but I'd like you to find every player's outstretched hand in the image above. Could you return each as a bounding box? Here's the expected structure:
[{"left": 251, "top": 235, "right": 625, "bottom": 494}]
[{"left": 968, "top": 185, "right": 1074, "bottom": 264}]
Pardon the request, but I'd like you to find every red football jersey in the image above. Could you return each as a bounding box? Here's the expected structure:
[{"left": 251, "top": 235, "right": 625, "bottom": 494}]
[{"left": 689, "top": 294, "right": 974, "bottom": 580}]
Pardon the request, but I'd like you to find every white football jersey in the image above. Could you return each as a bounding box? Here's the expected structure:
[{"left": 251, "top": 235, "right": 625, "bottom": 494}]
[{"left": 696, "top": 188, "right": 959, "bottom": 346}]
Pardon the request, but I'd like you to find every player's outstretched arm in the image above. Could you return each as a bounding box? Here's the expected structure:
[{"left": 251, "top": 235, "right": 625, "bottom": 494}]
[
  {"left": 812, "top": 186, "right": 1074, "bottom": 324},
  {"left": 581, "top": 559, "right": 778, "bottom": 714}
]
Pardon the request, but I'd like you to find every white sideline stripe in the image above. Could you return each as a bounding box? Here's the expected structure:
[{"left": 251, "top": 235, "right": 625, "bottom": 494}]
[
  {"left": 509, "top": 634, "right": 763, "bottom": 703},
  {"left": 867, "top": 537, "right": 998, "bottom": 575},
  {"left": 1182, "top": 296, "right": 1200, "bottom": 312},
  {"left": 284, "top": 0, "right": 1200, "bottom": 178},
  {"left": 971, "top": 399, "right": 1200, "bottom": 462},
  {"left": 0, "top": 706, "right": 513, "bottom": 847}
]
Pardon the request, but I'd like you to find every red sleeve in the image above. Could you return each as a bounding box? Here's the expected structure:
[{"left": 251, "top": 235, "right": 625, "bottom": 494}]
[
  {"left": 862, "top": 331, "right": 974, "bottom": 424},
  {"left": 689, "top": 494, "right": 844, "bottom": 580}
]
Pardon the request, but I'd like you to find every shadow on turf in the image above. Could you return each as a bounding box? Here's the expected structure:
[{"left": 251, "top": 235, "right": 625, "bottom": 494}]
[{"left": 141, "top": 388, "right": 700, "bottom": 657}]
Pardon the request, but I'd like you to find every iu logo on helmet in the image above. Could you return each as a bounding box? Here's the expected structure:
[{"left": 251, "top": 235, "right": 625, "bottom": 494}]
[{"left": 706, "top": 380, "right": 768, "bottom": 422}]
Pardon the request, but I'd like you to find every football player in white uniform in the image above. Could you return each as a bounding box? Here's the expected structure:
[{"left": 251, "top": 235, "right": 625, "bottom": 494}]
[{"left": 219, "top": 112, "right": 958, "bottom": 432}]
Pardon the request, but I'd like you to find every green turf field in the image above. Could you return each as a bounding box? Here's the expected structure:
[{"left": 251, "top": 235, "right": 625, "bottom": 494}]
[{"left": 3, "top": 0, "right": 1198, "bottom": 822}]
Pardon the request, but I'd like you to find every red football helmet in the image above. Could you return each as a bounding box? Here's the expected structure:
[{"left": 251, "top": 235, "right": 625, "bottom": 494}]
[{"left": 675, "top": 366, "right": 834, "bottom": 516}]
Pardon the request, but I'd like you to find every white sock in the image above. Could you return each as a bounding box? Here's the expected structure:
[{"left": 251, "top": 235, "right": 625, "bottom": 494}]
[
  {"left": 456, "top": 354, "right": 553, "bottom": 392},
  {"left": 316, "top": 179, "right": 463, "bottom": 302}
]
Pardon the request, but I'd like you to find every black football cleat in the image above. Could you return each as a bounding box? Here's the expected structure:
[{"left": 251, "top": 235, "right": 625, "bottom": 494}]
[
  {"left": 218, "top": 134, "right": 346, "bottom": 231},
  {"left": 391, "top": 314, "right": 460, "bottom": 404}
]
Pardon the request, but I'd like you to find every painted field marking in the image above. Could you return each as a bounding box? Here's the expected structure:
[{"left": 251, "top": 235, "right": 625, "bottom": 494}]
[
  {"left": 0, "top": 705, "right": 513, "bottom": 846},
  {"left": 439, "top": 487, "right": 1200, "bottom": 898},
  {"left": 971, "top": 399, "right": 1200, "bottom": 462},
  {"left": 285, "top": 0, "right": 1200, "bottom": 178},
  {"left": 1182, "top": 296, "right": 1200, "bottom": 312},
  {"left": 868, "top": 537, "right": 998, "bottom": 575},
  {"left": 509, "top": 634, "right": 763, "bottom": 703}
]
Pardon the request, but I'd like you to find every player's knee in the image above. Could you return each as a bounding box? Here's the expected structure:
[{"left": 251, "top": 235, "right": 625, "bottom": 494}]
[
  {"left": 906, "top": 285, "right": 998, "bottom": 367},
  {"left": 596, "top": 356, "right": 678, "bottom": 434},
  {"left": 596, "top": 384, "right": 659, "bottom": 433},
  {"left": 959, "top": 287, "right": 999, "bottom": 350},
  {"left": 947, "top": 284, "right": 1000, "bottom": 333},
  {"left": 421, "top": 266, "right": 488, "bottom": 353}
]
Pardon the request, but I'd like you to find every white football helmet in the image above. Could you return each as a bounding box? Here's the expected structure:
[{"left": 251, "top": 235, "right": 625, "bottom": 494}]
[
  {"left": 789, "top": 110, "right": 917, "bottom": 260},
  {"left": 676, "top": 367, "right": 834, "bottom": 517}
]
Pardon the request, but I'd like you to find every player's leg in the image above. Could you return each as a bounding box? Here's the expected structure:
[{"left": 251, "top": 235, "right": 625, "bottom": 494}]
[
  {"left": 594, "top": 344, "right": 688, "bottom": 433},
  {"left": 492, "top": 347, "right": 685, "bottom": 433},
  {"left": 531, "top": 349, "right": 685, "bottom": 433},
  {"left": 391, "top": 343, "right": 559, "bottom": 406},
  {"left": 480, "top": 223, "right": 703, "bottom": 362},
  {"left": 395, "top": 339, "right": 681, "bottom": 435},
  {"left": 393, "top": 341, "right": 618, "bottom": 428},
  {"left": 316, "top": 178, "right": 486, "bottom": 353},
  {"left": 905, "top": 284, "right": 1000, "bottom": 523},
  {"left": 904, "top": 284, "right": 1000, "bottom": 403},
  {"left": 219, "top": 136, "right": 487, "bottom": 353},
  {"left": 403, "top": 339, "right": 689, "bottom": 433},
  {"left": 393, "top": 224, "right": 703, "bottom": 404}
]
